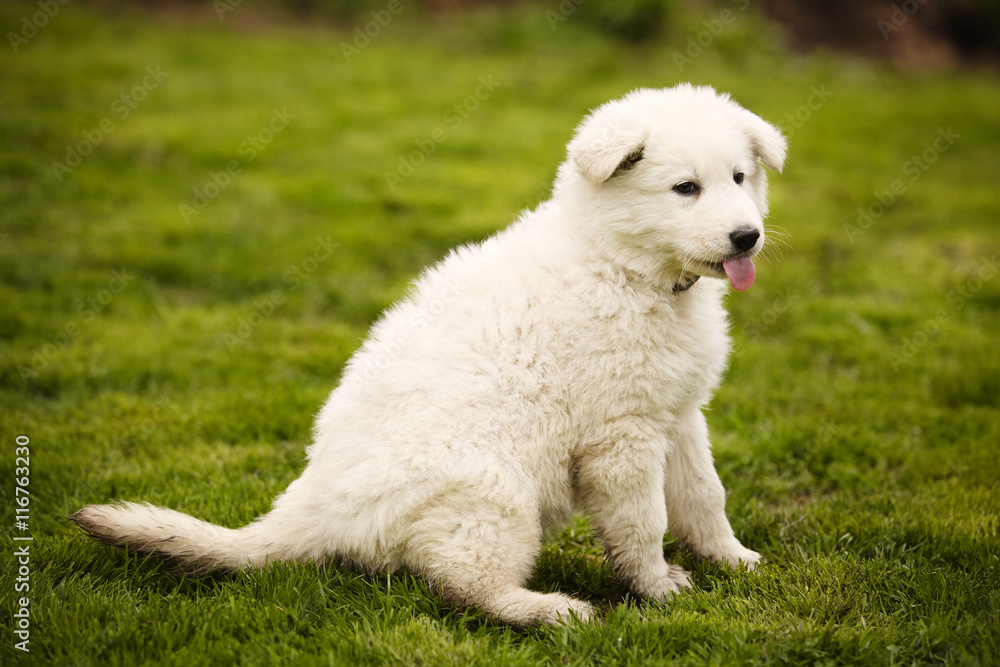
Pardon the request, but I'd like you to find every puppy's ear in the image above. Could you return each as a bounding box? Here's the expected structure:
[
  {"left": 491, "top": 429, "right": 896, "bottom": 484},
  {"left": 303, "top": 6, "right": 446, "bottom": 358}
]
[
  {"left": 568, "top": 118, "right": 647, "bottom": 185},
  {"left": 740, "top": 111, "right": 787, "bottom": 173}
]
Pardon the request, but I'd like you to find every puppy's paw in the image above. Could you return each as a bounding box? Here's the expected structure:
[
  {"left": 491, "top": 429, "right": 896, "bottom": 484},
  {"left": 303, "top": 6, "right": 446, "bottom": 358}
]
[
  {"left": 491, "top": 591, "right": 595, "bottom": 626},
  {"left": 730, "top": 547, "right": 762, "bottom": 571},
  {"left": 634, "top": 563, "right": 694, "bottom": 602},
  {"left": 706, "top": 544, "right": 761, "bottom": 571}
]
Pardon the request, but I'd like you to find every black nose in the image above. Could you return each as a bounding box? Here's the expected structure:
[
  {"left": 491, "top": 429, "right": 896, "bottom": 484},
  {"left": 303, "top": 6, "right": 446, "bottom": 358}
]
[{"left": 729, "top": 228, "right": 760, "bottom": 253}]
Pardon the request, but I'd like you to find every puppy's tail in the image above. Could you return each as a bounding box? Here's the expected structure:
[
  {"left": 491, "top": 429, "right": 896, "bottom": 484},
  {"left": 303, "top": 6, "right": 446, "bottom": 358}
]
[{"left": 70, "top": 502, "right": 308, "bottom": 573}]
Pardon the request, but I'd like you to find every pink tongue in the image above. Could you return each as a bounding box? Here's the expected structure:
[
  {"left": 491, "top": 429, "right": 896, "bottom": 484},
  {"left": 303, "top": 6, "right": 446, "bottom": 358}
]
[{"left": 723, "top": 256, "right": 756, "bottom": 291}]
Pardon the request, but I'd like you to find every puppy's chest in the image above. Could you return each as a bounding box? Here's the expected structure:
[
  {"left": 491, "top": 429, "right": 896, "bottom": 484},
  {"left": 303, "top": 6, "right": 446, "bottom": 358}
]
[{"left": 557, "top": 289, "right": 724, "bottom": 415}]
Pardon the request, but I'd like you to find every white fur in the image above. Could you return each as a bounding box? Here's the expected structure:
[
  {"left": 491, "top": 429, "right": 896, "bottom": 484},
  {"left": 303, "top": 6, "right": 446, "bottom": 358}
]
[{"left": 73, "top": 84, "right": 786, "bottom": 626}]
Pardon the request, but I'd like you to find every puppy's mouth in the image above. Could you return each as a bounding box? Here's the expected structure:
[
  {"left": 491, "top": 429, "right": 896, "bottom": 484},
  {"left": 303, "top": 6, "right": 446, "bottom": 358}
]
[{"left": 701, "top": 255, "right": 757, "bottom": 291}]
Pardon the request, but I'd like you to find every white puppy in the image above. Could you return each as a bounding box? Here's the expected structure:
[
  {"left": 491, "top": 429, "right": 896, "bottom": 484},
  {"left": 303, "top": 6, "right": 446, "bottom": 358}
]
[{"left": 73, "top": 84, "right": 786, "bottom": 626}]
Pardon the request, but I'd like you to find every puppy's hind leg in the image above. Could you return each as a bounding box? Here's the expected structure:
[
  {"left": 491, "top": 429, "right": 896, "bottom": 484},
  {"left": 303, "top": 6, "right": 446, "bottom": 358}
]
[{"left": 403, "top": 490, "right": 593, "bottom": 626}]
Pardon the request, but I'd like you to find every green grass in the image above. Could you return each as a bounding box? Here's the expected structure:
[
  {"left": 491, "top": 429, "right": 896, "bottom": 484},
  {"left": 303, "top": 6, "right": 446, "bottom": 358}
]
[{"left": 2, "top": 1, "right": 999, "bottom": 665}]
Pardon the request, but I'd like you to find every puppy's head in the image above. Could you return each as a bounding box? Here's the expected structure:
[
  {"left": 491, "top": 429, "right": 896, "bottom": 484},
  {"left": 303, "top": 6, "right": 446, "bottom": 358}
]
[{"left": 560, "top": 84, "right": 786, "bottom": 291}]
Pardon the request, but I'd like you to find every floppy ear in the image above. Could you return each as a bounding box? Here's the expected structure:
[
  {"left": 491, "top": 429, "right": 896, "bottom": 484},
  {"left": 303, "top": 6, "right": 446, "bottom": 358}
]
[
  {"left": 740, "top": 111, "right": 787, "bottom": 173},
  {"left": 568, "top": 118, "right": 647, "bottom": 185}
]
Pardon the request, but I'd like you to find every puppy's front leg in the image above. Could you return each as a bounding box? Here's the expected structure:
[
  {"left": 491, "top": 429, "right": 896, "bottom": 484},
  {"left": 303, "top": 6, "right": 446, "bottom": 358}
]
[
  {"left": 575, "top": 430, "right": 692, "bottom": 601},
  {"left": 664, "top": 410, "right": 761, "bottom": 569}
]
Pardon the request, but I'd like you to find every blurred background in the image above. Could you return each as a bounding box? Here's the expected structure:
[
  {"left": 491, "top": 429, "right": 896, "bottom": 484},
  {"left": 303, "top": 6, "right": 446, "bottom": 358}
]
[{"left": 74, "top": 0, "right": 1000, "bottom": 65}]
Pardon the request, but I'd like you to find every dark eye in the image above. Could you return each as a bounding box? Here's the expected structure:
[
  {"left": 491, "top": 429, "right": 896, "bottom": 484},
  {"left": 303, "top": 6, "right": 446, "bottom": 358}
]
[
  {"left": 733, "top": 172, "right": 745, "bottom": 185},
  {"left": 673, "top": 181, "right": 700, "bottom": 196}
]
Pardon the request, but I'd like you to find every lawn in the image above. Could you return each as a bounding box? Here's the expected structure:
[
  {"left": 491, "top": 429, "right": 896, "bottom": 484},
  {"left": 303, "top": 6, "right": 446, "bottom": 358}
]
[{"left": 1, "top": 1, "right": 999, "bottom": 665}]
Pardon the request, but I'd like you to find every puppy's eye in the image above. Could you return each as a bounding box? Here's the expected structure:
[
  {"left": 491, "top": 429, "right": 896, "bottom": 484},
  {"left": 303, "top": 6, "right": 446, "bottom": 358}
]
[
  {"left": 673, "top": 182, "right": 700, "bottom": 196},
  {"left": 733, "top": 172, "right": 745, "bottom": 185}
]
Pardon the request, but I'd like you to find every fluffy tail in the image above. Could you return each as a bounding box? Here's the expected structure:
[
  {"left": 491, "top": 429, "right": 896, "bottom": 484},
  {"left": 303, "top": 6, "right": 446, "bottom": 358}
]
[{"left": 70, "top": 502, "right": 303, "bottom": 573}]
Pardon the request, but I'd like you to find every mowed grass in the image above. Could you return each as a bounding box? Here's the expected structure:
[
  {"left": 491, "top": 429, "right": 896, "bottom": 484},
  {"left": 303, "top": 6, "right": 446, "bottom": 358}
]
[{"left": 1, "top": 1, "right": 999, "bottom": 665}]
